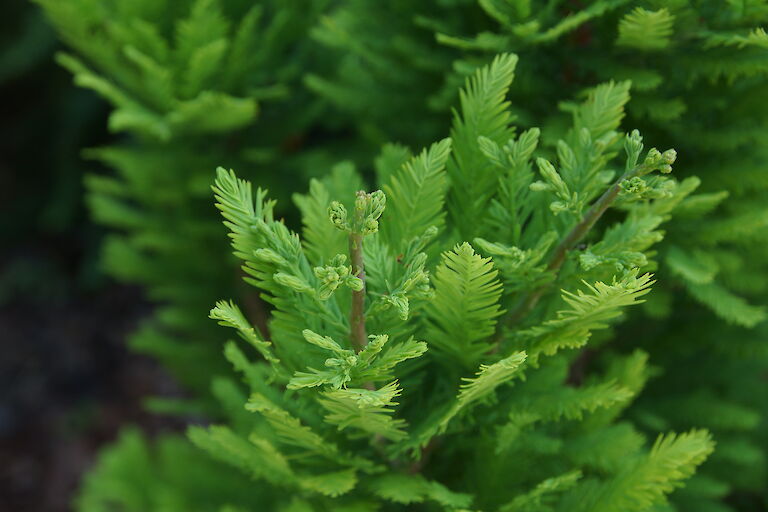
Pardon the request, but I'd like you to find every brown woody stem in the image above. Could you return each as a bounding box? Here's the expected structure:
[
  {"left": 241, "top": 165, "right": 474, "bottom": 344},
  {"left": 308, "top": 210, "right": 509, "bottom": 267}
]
[
  {"left": 491, "top": 165, "right": 644, "bottom": 350},
  {"left": 349, "top": 231, "right": 368, "bottom": 353}
]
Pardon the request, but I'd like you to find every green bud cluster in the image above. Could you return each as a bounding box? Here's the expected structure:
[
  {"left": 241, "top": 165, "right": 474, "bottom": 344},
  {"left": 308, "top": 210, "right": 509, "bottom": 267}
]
[
  {"left": 313, "top": 254, "right": 364, "bottom": 300},
  {"left": 354, "top": 190, "right": 387, "bottom": 235},
  {"left": 328, "top": 190, "right": 387, "bottom": 235},
  {"left": 530, "top": 157, "right": 580, "bottom": 215},
  {"left": 328, "top": 201, "right": 349, "bottom": 231},
  {"left": 642, "top": 148, "right": 676, "bottom": 174},
  {"left": 273, "top": 272, "right": 313, "bottom": 293},
  {"left": 619, "top": 176, "right": 650, "bottom": 196},
  {"left": 619, "top": 175, "right": 675, "bottom": 202}
]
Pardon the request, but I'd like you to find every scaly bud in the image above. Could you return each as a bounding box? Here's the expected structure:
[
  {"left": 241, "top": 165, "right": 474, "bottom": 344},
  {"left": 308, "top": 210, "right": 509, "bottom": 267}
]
[
  {"left": 643, "top": 148, "right": 662, "bottom": 166},
  {"left": 254, "top": 248, "right": 287, "bottom": 266},
  {"left": 328, "top": 201, "right": 349, "bottom": 231},
  {"left": 619, "top": 176, "right": 649, "bottom": 196},
  {"left": 662, "top": 149, "right": 677, "bottom": 165},
  {"left": 314, "top": 254, "right": 362, "bottom": 300},
  {"left": 345, "top": 276, "right": 364, "bottom": 291},
  {"left": 351, "top": 190, "right": 387, "bottom": 235},
  {"left": 273, "top": 272, "right": 313, "bottom": 293}
]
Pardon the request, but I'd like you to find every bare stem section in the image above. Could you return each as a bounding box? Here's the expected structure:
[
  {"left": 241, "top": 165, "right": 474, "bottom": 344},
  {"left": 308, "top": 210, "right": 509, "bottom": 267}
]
[
  {"left": 507, "top": 174, "right": 627, "bottom": 324},
  {"left": 491, "top": 163, "right": 652, "bottom": 351},
  {"left": 349, "top": 231, "right": 367, "bottom": 353}
]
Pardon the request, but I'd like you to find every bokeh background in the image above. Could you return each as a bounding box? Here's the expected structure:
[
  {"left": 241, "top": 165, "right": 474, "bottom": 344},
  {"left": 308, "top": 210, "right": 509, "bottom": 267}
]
[{"left": 1, "top": 3, "right": 181, "bottom": 510}]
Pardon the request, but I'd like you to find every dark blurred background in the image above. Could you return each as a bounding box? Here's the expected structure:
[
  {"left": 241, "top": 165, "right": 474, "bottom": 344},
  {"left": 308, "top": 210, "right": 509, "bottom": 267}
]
[{"left": 0, "top": 2, "right": 179, "bottom": 510}]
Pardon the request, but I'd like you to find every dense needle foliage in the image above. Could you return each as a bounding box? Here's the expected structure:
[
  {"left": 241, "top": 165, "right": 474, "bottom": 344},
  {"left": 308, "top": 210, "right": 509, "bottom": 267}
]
[
  {"left": 33, "top": 1, "right": 768, "bottom": 511},
  {"left": 312, "top": 3, "right": 768, "bottom": 508},
  {"left": 83, "top": 55, "right": 716, "bottom": 511}
]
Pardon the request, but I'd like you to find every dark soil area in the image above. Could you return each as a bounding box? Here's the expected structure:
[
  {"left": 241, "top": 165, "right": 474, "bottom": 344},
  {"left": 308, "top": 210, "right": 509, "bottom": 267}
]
[
  {"left": 0, "top": 7, "right": 181, "bottom": 510},
  {"left": 0, "top": 278, "right": 177, "bottom": 512}
]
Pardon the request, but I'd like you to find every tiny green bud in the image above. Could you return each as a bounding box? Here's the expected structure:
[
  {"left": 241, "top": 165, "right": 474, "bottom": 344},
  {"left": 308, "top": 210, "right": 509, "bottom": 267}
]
[
  {"left": 643, "top": 148, "right": 662, "bottom": 166},
  {"left": 328, "top": 201, "right": 348, "bottom": 231},
  {"left": 254, "top": 248, "right": 287, "bottom": 266},
  {"left": 550, "top": 201, "right": 569, "bottom": 215},
  {"left": 313, "top": 266, "right": 338, "bottom": 281},
  {"left": 363, "top": 218, "right": 379, "bottom": 235},
  {"left": 529, "top": 181, "right": 552, "bottom": 192},
  {"left": 302, "top": 329, "right": 344, "bottom": 353},
  {"left": 382, "top": 292, "right": 410, "bottom": 320},
  {"left": 314, "top": 255, "right": 360, "bottom": 299},
  {"left": 329, "top": 254, "right": 347, "bottom": 266},
  {"left": 345, "top": 276, "right": 364, "bottom": 291},
  {"left": 316, "top": 285, "right": 335, "bottom": 300},
  {"left": 369, "top": 190, "right": 386, "bottom": 217},
  {"left": 624, "top": 129, "right": 644, "bottom": 169},
  {"left": 578, "top": 127, "right": 592, "bottom": 148},
  {"left": 661, "top": 149, "right": 677, "bottom": 165},
  {"left": 352, "top": 190, "right": 387, "bottom": 235},
  {"left": 536, "top": 158, "right": 569, "bottom": 199},
  {"left": 273, "top": 272, "right": 313, "bottom": 293},
  {"left": 579, "top": 251, "right": 602, "bottom": 271},
  {"left": 619, "top": 176, "right": 648, "bottom": 196},
  {"left": 423, "top": 226, "right": 439, "bottom": 239}
]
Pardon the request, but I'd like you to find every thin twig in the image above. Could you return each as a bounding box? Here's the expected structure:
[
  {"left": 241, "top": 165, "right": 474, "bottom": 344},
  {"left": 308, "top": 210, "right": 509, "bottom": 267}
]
[
  {"left": 349, "top": 231, "right": 367, "bottom": 354},
  {"left": 491, "top": 164, "right": 646, "bottom": 351},
  {"left": 349, "top": 228, "right": 376, "bottom": 395}
]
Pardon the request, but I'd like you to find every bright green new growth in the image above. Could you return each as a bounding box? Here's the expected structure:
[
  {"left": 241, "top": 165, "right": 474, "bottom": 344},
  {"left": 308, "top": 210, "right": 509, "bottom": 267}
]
[
  {"left": 311, "top": 14, "right": 768, "bottom": 507},
  {"left": 35, "top": 1, "right": 766, "bottom": 510},
  {"left": 130, "top": 55, "right": 714, "bottom": 511}
]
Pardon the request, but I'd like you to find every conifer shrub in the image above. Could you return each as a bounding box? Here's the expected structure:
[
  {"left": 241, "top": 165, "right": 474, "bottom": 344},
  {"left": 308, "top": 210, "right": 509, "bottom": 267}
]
[
  {"left": 77, "top": 55, "right": 724, "bottom": 512},
  {"left": 34, "top": 1, "right": 768, "bottom": 510},
  {"left": 314, "top": 1, "right": 768, "bottom": 328},
  {"left": 312, "top": 3, "right": 768, "bottom": 508}
]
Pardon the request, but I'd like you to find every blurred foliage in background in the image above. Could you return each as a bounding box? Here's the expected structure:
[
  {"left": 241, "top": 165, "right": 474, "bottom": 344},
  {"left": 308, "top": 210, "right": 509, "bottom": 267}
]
[{"left": 0, "top": 2, "right": 173, "bottom": 511}]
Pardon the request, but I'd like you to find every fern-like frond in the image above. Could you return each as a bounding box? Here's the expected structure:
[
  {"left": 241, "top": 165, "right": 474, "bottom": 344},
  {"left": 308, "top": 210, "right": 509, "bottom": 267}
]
[
  {"left": 318, "top": 381, "right": 408, "bottom": 441},
  {"left": 425, "top": 242, "right": 505, "bottom": 365},
  {"left": 499, "top": 470, "right": 582, "bottom": 512},
  {"left": 381, "top": 138, "right": 452, "bottom": 245},
  {"left": 402, "top": 352, "right": 527, "bottom": 454},
  {"left": 562, "top": 430, "right": 715, "bottom": 512},
  {"left": 616, "top": 8, "right": 675, "bottom": 51},
  {"left": 572, "top": 80, "right": 631, "bottom": 141},
  {"left": 367, "top": 473, "right": 473, "bottom": 508},
  {"left": 518, "top": 271, "right": 654, "bottom": 361},
  {"left": 246, "top": 394, "right": 379, "bottom": 473},
  {"left": 210, "top": 300, "right": 279, "bottom": 365},
  {"left": 188, "top": 425, "right": 293, "bottom": 486},
  {"left": 686, "top": 281, "right": 766, "bottom": 328},
  {"left": 447, "top": 53, "right": 517, "bottom": 238}
]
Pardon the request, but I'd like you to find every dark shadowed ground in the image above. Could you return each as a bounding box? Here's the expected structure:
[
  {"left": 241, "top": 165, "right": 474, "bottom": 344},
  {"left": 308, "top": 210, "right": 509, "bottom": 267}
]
[{"left": 0, "top": 4, "right": 180, "bottom": 510}]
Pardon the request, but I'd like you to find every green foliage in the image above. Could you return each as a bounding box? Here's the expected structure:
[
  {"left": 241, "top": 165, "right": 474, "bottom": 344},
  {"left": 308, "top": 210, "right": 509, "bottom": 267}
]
[
  {"left": 36, "top": 1, "right": 768, "bottom": 510},
  {"left": 312, "top": 2, "right": 768, "bottom": 509},
  {"left": 426, "top": 243, "right": 504, "bottom": 367},
  {"left": 79, "top": 56, "right": 719, "bottom": 511},
  {"left": 37, "top": 0, "right": 335, "bottom": 393}
]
